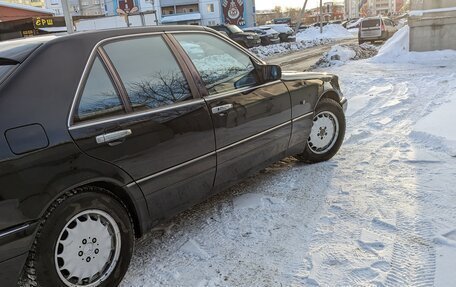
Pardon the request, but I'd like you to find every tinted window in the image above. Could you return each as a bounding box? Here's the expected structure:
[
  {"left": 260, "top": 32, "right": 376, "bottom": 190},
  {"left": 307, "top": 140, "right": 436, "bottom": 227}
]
[
  {"left": 104, "top": 36, "right": 192, "bottom": 111},
  {"left": 362, "top": 19, "right": 381, "bottom": 28},
  {"left": 75, "top": 56, "right": 124, "bottom": 122},
  {"left": 175, "top": 33, "right": 259, "bottom": 95}
]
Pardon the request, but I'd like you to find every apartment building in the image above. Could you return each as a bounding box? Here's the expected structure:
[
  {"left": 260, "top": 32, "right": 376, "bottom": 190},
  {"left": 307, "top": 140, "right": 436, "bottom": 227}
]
[
  {"left": 1, "top": 0, "right": 46, "bottom": 9},
  {"left": 160, "top": 0, "right": 255, "bottom": 27},
  {"left": 348, "top": 0, "right": 404, "bottom": 18}
]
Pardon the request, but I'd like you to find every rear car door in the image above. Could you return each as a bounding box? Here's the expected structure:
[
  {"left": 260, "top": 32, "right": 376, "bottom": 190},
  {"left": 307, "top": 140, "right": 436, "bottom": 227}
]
[
  {"left": 171, "top": 32, "right": 292, "bottom": 191},
  {"left": 69, "top": 34, "right": 216, "bottom": 223}
]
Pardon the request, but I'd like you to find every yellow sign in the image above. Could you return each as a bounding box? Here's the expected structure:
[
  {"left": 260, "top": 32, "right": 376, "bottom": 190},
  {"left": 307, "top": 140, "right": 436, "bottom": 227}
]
[{"left": 33, "top": 17, "right": 55, "bottom": 28}]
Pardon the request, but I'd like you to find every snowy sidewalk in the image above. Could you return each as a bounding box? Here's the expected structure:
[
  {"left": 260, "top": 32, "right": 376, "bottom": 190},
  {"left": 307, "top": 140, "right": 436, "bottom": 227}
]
[{"left": 120, "top": 28, "right": 456, "bottom": 286}]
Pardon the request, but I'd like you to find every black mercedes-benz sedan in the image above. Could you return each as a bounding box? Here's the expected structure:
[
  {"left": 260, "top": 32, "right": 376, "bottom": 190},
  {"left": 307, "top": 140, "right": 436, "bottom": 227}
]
[{"left": 0, "top": 25, "right": 347, "bottom": 286}]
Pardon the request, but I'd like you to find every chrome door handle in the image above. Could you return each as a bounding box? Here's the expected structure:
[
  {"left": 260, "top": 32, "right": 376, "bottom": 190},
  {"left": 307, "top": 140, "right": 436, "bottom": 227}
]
[
  {"left": 96, "top": 129, "right": 132, "bottom": 144},
  {"left": 212, "top": 104, "right": 233, "bottom": 114}
]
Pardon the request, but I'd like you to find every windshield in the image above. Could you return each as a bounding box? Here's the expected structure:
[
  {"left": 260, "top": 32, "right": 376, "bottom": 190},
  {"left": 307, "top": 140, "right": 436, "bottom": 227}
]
[
  {"left": 227, "top": 25, "right": 243, "bottom": 34},
  {"left": 362, "top": 19, "right": 381, "bottom": 28}
]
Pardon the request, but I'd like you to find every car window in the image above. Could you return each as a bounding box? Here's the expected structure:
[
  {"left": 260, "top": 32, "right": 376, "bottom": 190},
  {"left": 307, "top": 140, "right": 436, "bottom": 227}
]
[
  {"left": 75, "top": 56, "right": 125, "bottom": 123},
  {"left": 174, "top": 33, "right": 259, "bottom": 96},
  {"left": 104, "top": 36, "right": 192, "bottom": 112},
  {"left": 362, "top": 19, "right": 381, "bottom": 28}
]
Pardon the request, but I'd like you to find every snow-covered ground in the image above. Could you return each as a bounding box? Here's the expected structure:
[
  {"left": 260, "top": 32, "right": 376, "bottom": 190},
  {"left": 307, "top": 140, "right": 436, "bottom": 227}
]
[
  {"left": 121, "top": 27, "right": 456, "bottom": 286},
  {"left": 250, "top": 24, "right": 355, "bottom": 59}
]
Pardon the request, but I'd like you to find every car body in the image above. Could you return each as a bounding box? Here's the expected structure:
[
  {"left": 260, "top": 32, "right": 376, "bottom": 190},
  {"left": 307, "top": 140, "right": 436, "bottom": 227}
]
[
  {"left": 262, "top": 24, "right": 296, "bottom": 42},
  {"left": 243, "top": 26, "right": 280, "bottom": 46},
  {"left": 0, "top": 25, "right": 347, "bottom": 286},
  {"left": 359, "top": 17, "right": 398, "bottom": 44},
  {"left": 209, "top": 24, "right": 261, "bottom": 48}
]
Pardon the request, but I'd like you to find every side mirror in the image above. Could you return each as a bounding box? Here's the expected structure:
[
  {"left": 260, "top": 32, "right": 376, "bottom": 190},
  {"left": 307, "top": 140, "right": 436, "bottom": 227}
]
[{"left": 257, "top": 64, "right": 282, "bottom": 83}]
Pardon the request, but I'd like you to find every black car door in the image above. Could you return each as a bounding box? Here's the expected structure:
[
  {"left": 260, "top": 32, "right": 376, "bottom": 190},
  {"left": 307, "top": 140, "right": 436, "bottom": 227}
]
[
  {"left": 171, "top": 32, "right": 292, "bottom": 192},
  {"left": 68, "top": 34, "right": 216, "bottom": 223}
]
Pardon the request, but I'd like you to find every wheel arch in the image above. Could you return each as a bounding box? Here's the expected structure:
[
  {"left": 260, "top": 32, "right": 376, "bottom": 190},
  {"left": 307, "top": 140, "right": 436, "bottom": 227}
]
[
  {"left": 39, "top": 177, "right": 147, "bottom": 239},
  {"left": 317, "top": 89, "right": 342, "bottom": 108}
]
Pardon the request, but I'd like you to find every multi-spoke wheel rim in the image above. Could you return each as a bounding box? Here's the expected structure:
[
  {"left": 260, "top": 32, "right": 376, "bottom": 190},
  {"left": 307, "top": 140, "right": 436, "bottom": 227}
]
[
  {"left": 307, "top": 111, "right": 339, "bottom": 155},
  {"left": 55, "top": 209, "right": 121, "bottom": 287}
]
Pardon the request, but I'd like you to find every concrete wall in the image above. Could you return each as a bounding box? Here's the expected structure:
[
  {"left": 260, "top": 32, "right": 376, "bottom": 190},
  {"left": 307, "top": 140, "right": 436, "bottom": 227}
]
[
  {"left": 409, "top": 0, "right": 456, "bottom": 51},
  {"left": 411, "top": 0, "right": 455, "bottom": 10}
]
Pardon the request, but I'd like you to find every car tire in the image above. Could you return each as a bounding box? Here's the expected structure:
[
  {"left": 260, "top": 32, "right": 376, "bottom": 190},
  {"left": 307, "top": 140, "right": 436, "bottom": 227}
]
[
  {"left": 21, "top": 187, "right": 134, "bottom": 287},
  {"left": 295, "top": 98, "right": 346, "bottom": 163}
]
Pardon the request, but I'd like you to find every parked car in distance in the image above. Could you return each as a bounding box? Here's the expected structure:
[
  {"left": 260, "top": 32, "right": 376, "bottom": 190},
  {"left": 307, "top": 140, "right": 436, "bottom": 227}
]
[
  {"left": 262, "top": 24, "right": 296, "bottom": 42},
  {"left": 0, "top": 25, "right": 347, "bottom": 287},
  {"left": 209, "top": 24, "right": 261, "bottom": 48},
  {"left": 243, "top": 26, "right": 280, "bottom": 46},
  {"left": 359, "top": 17, "right": 398, "bottom": 44}
]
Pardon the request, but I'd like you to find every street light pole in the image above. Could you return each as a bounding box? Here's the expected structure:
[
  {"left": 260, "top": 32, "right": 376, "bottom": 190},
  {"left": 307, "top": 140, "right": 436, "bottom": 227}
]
[
  {"left": 293, "top": 0, "right": 309, "bottom": 36},
  {"left": 319, "top": 0, "right": 323, "bottom": 33},
  {"left": 61, "top": 0, "right": 74, "bottom": 34}
]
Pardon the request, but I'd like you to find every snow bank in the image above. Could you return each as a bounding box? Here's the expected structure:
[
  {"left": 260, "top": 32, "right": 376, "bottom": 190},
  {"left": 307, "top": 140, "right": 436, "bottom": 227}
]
[
  {"left": 250, "top": 38, "right": 333, "bottom": 59},
  {"left": 313, "top": 43, "right": 378, "bottom": 68},
  {"left": 412, "top": 96, "right": 456, "bottom": 156},
  {"left": 372, "top": 25, "right": 456, "bottom": 64},
  {"left": 372, "top": 25, "right": 410, "bottom": 61},
  {"left": 296, "top": 24, "right": 354, "bottom": 42},
  {"left": 250, "top": 24, "right": 355, "bottom": 59}
]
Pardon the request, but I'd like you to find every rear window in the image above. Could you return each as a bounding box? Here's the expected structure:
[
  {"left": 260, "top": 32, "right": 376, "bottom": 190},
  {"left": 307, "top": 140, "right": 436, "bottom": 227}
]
[{"left": 362, "top": 19, "right": 381, "bottom": 28}]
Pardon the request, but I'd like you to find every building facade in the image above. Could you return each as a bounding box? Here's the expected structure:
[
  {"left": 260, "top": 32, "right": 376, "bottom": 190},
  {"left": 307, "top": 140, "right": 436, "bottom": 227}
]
[
  {"left": 44, "top": 0, "right": 107, "bottom": 16},
  {"left": 348, "top": 0, "right": 404, "bottom": 18},
  {"left": 160, "top": 0, "right": 255, "bottom": 27},
  {"left": 1, "top": 0, "right": 46, "bottom": 9}
]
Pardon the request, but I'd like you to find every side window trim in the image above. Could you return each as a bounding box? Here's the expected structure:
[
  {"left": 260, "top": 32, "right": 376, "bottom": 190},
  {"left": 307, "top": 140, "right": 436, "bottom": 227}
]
[
  {"left": 71, "top": 52, "right": 127, "bottom": 125},
  {"left": 98, "top": 46, "right": 133, "bottom": 113},
  {"left": 164, "top": 32, "right": 208, "bottom": 98}
]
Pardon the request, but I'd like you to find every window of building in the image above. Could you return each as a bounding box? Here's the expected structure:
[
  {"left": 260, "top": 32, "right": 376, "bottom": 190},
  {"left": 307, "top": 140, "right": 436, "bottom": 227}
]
[
  {"left": 207, "top": 3, "right": 214, "bottom": 13},
  {"left": 81, "top": 1, "right": 88, "bottom": 6},
  {"left": 75, "top": 56, "right": 124, "bottom": 123},
  {"left": 175, "top": 33, "right": 258, "bottom": 96},
  {"left": 103, "top": 36, "right": 192, "bottom": 111}
]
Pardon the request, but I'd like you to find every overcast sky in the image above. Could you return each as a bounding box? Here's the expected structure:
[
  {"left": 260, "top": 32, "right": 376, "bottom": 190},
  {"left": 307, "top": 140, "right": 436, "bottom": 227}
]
[{"left": 255, "top": 0, "right": 343, "bottom": 11}]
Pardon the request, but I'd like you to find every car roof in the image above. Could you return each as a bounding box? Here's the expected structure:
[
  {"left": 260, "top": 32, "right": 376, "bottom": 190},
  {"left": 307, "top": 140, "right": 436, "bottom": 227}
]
[{"left": 0, "top": 25, "right": 207, "bottom": 63}]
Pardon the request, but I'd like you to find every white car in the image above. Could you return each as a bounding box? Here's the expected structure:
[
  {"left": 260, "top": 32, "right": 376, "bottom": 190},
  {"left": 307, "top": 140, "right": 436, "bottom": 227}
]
[{"left": 261, "top": 24, "right": 296, "bottom": 42}]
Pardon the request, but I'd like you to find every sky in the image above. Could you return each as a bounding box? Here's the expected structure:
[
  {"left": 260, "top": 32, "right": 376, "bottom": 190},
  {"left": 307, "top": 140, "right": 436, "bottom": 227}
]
[{"left": 255, "top": 0, "right": 343, "bottom": 11}]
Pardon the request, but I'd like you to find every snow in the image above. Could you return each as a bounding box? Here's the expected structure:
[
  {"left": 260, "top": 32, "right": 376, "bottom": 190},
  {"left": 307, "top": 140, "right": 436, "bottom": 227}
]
[
  {"left": 118, "top": 25, "right": 456, "bottom": 286},
  {"left": 250, "top": 24, "right": 355, "bottom": 59},
  {"left": 296, "top": 24, "right": 355, "bottom": 42},
  {"left": 161, "top": 12, "right": 201, "bottom": 23}
]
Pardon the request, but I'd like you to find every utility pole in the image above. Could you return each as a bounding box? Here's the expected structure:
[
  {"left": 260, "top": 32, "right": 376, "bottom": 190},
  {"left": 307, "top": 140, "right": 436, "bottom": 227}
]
[
  {"left": 319, "top": 0, "right": 323, "bottom": 34},
  {"left": 61, "top": 0, "right": 74, "bottom": 34},
  {"left": 293, "top": 0, "right": 309, "bottom": 35}
]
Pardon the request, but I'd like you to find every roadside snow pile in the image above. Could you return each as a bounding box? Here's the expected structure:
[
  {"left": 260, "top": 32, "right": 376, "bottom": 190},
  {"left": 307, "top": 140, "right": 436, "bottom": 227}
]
[
  {"left": 372, "top": 25, "right": 409, "bottom": 61},
  {"left": 372, "top": 25, "right": 456, "bottom": 65},
  {"left": 296, "top": 24, "right": 354, "bottom": 42},
  {"left": 250, "top": 38, "right": 333, "bottom": 59},
  {"left": 250, "top": 24, "right": 355, "bottom": 59},
  {"left": 313, "top": 43, "right": 378, "bottom": 67}
]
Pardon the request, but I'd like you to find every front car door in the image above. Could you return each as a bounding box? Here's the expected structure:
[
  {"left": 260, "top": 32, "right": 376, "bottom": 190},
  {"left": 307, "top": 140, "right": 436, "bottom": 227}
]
[
  {"left": 171, "top": 32, "right": 292, "bottom": 191},
  {"left": 69, "top": 34, "right": 216, "bottom": 224}
]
